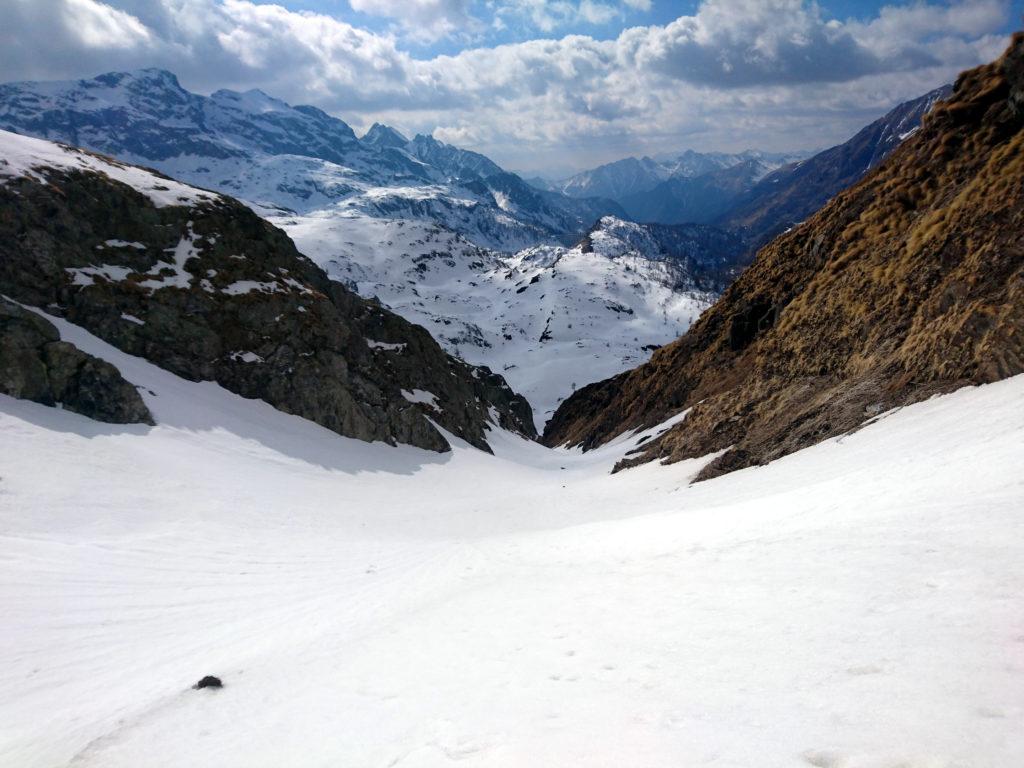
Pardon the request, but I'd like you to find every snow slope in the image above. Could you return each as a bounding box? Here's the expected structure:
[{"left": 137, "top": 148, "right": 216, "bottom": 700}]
[
  {"left": 1, "top": 312, "right": 1023, "bottom": 768},
  {"left": 274, "top": 211, "right": 714, "bottom": 422},
  {"left": 0, "top": 129, "right": 219, "bottom": 209}
]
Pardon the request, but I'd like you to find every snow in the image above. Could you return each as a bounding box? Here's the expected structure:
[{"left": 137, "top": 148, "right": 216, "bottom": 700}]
[
  {"left": 99, "top": 240, "right": 146, "bottom": 250},
  {"left": 367, "top": 339, "right": 407, "bottom": 352},
  {"left": 137, "top": 229, "right": 198, "bottom": 291},
  {"left": 66, "top": 264, "right": 133, "bottom": 287},
  {"left": 229, "top": 351, "right": 264, "bottom": 363},
  {"left": 120, "top": 313, "right": 145, "bottom": 326},
  {"left": 280, "top": 212, "right": 712, "bottom": 425},
  {"left": 221, "top": 279, "right": 284, "bottom": 295},
  {"left": 0, "top": 129, "right": 218, "bottom": 209},
  {"left": 401, "top": 388, "right": 440, "bottom": 409},
  {"left": 1, "top": 312, "right": 1023, "bottom": 768}
]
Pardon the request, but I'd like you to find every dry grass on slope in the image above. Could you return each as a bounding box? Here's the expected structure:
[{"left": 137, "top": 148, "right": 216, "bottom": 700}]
[{"left": 543, "top": 33, "right": 1024, "bottom": 481}]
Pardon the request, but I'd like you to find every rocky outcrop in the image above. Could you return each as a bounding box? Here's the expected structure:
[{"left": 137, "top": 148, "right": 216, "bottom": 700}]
[
  {"left": 0, "top": 139, "right": 535, "bottom": 451},
  {"left": 0, "top": 297, "right": 153, "bottom": 424},
  {"left": 543, "top": 35, "right": 1024, "bottom": 480}
]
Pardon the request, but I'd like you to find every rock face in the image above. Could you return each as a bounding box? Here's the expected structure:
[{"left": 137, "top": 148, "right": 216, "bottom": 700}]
[
  {"left": 543, "top": 36, "right": 1024, "bottom": 480},
  {"left": 0, "top": 132, "right": 536, "bottom": 450},
  {"left": 0, "top": 298, "right": 153, "bottom": 424}
]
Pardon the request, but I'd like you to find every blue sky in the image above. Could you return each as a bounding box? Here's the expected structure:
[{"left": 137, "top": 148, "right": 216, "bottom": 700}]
[{"left": 1, "top": 0, "right": 1018, "bottom": 174}]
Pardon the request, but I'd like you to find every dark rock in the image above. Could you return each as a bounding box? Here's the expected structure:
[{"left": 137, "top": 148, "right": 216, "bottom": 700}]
[
  {"left": 193, "top": 676, "right": 222, "bottom": 689},
  {"left": 0, "top": 155, "right": 535, "bottom": 451},
  {"left": 0, "top": 298, "right": 153, "bottom": 424}
]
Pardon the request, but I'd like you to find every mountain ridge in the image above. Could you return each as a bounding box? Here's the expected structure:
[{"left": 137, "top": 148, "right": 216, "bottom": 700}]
[{"left": 0, "top": 68, "right": 622, "bottom": 252}]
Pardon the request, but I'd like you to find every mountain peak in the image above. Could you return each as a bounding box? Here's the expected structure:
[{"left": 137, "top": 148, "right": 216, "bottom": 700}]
[
  {"left": 94, "top": 68, "right": 182, "bottom": 91},
  {"left": 362, "top": 122, "right": 409, "bottom": 149}
]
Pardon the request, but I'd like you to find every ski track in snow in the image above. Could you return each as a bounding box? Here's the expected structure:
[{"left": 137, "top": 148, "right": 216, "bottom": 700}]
[{"left": 1, "top": 314, "right": 1023, "bottom": 768}]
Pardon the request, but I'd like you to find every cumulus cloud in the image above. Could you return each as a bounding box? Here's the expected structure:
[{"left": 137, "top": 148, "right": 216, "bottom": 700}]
[
  {"left": 0, "top": 0, "right": 1012, "bottom": 172},
  {"left": 496, "top": 0, "right": 642, "bottom": 32},
  {"left": 348, "top": 0, "right": 481, "bottom": 43},
  {"left": 62, "top": 0, "right": 153, "bottom": 49}
]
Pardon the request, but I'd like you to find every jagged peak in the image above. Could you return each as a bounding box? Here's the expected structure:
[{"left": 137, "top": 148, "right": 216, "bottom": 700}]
[{"left": 362, "top": 122, "right": 409, "bottom": 148}]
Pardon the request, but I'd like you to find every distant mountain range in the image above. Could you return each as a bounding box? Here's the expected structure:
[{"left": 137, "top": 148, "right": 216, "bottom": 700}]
[
  {"left": 0, "top": 69, "right": 622, "bottom": 252},
  {"left": 536, "top": 87, "right": 950, "bottom": 245},
  {"left": 539, "top": 150, "right": 804, "bottom": 224}
]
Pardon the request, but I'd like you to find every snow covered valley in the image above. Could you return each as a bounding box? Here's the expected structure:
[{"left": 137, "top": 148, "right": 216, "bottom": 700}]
[
  {"left": 2, "top": 312, "right": 1023, "bottom": 768},
  {"left": 270, "top": 210, "right": 714, "bottom": 424}
]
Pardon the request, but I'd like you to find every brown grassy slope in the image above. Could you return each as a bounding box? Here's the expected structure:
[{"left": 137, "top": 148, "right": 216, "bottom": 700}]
[{"left": 543, "top": 34, "right": 1024, "bottom": 480}]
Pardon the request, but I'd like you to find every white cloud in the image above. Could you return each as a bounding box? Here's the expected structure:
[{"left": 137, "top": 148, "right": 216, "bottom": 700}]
[
  {"left": 62, "top": 0, "right": 152, "bottom": 49},
  {"left": 348, "top": 0, "right": 481, "bottom": 42},
  {"left": 496, "top": 0, "right": 643, "bottom": 32}
]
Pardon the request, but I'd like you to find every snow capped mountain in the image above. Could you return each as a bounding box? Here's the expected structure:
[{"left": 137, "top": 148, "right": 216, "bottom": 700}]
[
  {"left": 0, "top": 69, "right": 622, "bottom": 251},
  {"left": 274, "top": 212, "right": 738, "bottom": 423},
  {"left": 554, "top": 149, "right": 802, "bottom": 214},
  {"left": 360, "top": 122, "right": 410, "bottom": 150}
]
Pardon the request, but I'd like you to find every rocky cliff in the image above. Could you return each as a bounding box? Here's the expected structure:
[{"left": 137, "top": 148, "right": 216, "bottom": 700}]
[
  {"left": 0, "top": 131, "right": 535, "bottom": 450},
  {"left": 543, "top": 35, "right": 1024, "bottom": 480}
]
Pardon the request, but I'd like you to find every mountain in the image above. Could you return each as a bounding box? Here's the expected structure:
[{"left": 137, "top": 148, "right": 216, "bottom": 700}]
[
  {"left": 552, "top": 148, "right": 798, "bottom": 204},
  {"left": 553, "top": 90, "right": 947, "bottom": 236},
  {"left": 717, "top": 85, "right": 953, "bottom": 248},
  {"left": 618, "top": 157, "right": 778, "bottom": 224},
  {"left": 558, "top": 156, "right": 672, "bottom": 199},
  {"left": 543, "top": 35, "right": 1024, "bottom": 479},
  {"left": 0, "top": 69, "right": 622, "bottom": 251},
  {"left": 361, "top": 122, "right": 410, "bottom": 150},
  {"left": 0, "top": 128, "right": 536, "bottom": 450},
  {"left": 276, "top": 212, "right": 741, "bottom": 423}
]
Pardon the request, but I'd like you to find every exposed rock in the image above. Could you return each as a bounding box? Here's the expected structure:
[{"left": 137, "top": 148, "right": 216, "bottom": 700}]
[
  {"left": 193, "top": 676, "right": 223, "bottom": 690},
  {"left": 0, "top": 140, "right": 535, "bottom": 451},
  {"left": 544, "top": 34, "right": 1024, "bottom": 480},
  {"left": 0, "top": 297, "right": 153, "bottom": 424}
]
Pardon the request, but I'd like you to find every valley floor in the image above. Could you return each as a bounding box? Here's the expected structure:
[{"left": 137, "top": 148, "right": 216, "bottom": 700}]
[{"left": 1, "top": 316, "right": 1022, "bottom": 767}]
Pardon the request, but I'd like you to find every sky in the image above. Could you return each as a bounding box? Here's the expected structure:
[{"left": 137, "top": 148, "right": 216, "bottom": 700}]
[{"left": 1, "top": 0, "right": 1020, "bottom": 176}]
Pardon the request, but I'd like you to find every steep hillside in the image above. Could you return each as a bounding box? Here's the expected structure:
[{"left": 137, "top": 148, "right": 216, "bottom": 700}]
[
  {"left": 718, "top": 85, "right": 952, "bottom": 248},
  {"left": 0, "top": 129, "right": 535, "bottom": 451},
  {"left": 544, "top": 36, "right": 1024, "bottom": 479}
]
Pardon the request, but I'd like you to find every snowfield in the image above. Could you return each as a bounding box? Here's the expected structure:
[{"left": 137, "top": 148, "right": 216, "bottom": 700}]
[
  {"left": 1, "top": 313, "right": 1023, "bottom": 768},
  {"left": 274, "top": 211, "right": 712, "bottom": 423}
]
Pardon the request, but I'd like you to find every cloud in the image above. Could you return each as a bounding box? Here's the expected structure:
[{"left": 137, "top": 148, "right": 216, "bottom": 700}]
[
  {"left": 496, "top": 1, "right": 644, "bottom": 32},
  {"left": 0, "top": 0, "right": 1012, "bottom": 172},
  {"left": 62, "top": 0, "right": 153, "bottom": 49},
  {"left": 348, "top": 0, "right": 481, "bottom": 43},
  {"left": 618, "top": 0, "right": 941, "bottom": 88}
]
